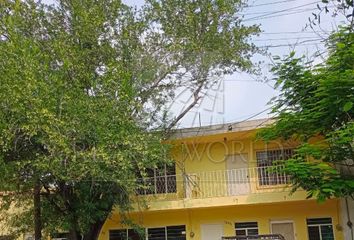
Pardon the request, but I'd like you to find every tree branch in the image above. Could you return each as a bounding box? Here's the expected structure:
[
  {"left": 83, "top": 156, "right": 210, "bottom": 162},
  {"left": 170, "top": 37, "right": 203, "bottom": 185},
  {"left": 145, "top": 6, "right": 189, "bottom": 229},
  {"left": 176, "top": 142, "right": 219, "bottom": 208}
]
[{"left": 166, "top": 81, "right": 204, "bottom": 130}]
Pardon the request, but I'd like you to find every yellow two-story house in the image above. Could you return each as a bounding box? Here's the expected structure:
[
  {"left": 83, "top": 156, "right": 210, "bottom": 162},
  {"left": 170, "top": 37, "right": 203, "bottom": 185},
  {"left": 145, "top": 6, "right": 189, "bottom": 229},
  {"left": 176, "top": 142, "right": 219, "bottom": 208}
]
[{"left": 99, "top": 119, "right": 346, "bottom": 240}]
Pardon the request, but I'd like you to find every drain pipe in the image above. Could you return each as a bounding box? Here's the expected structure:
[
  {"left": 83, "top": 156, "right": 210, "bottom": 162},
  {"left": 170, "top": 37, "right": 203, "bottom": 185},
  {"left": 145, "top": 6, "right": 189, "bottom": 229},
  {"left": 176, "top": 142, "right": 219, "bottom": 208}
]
[{"left": 345, "top": 197, "right": 354, "bottom": 240}]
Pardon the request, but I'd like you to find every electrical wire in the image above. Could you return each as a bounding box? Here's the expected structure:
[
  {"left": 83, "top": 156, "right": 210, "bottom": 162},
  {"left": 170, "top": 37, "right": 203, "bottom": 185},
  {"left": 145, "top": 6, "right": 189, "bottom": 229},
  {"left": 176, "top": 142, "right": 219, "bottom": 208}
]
[
  {"left": 244, "top": 0, "right": 299, "bottom": 8},
  {"left": 243, "top": 7, "right": 318, "bottom": 15},
  {"left": 174, "top": 107, "right": 273, "bottom": 132},
  {"left": 252, "top": 37, "right": 322, "bottom": 41},
  {"left": 258, "top": 41, "right": 326, "bottom": 48},
  {"left": 260, "top": 31, "right": 331, "bottom": 35},
  {"left": 244, "top": 9, "right": 321, "bottom": 22},
  {"left": 244, "top": 1, "right": 320, "bottom": 21}
]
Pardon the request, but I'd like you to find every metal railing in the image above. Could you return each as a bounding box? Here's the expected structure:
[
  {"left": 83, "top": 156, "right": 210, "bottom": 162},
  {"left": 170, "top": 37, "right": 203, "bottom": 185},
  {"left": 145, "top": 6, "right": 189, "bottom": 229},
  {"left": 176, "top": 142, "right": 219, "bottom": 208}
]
[
  {"left": 222, "top": 234, "right": 285, "bottom": 240},
  {"left": 136, "top": 166, "right": 291, "bottom": 199},
  {"left": 136, "top": 175, "right": 178, "bottom": 195}
]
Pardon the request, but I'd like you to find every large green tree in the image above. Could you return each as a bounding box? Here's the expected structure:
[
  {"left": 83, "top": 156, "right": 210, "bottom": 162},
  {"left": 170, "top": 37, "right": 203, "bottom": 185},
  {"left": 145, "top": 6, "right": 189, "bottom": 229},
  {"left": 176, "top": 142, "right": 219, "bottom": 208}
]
[
  {"left": 258, "top": 25, "right": 354, "bottom": 201},
  {"left": 0, "top": 1, "right": 168, "bottom": 239},
  {"left": 0, "top": 0, "right": 260, "bottom": 239}
]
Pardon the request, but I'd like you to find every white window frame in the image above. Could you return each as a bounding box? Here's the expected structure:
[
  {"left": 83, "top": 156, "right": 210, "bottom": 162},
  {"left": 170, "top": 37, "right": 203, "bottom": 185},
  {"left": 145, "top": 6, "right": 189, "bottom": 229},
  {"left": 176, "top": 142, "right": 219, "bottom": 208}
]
[
  {"left": 139, "top": 163, "right": 177, "bottom": 195},
  {"left": 110, "top": 225, "right": 186, "bottom": 240},
  {"left": 255, "top": 149, "right": 293, "bottom": 186},
  {"left": 306, "top": 218, "right": 335, "bottom": 240},
  {"left": 235, "top": 221, "right": 259, "bottom": 236},
  {"left": 109, "top": 228, "right": 149, "bottom": 240}
]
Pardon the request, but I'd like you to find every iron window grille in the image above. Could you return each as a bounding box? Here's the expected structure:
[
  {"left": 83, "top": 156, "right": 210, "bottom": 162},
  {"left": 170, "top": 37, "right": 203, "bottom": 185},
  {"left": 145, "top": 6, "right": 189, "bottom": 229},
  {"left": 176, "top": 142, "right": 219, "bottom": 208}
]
[
  {"left": 307, "top": 218, "right": 335, "bottom": 240},
  {"left": 109, "top": 225, "right": 186, "bottom": 240},
  {"left": 136, "top": 163, "right": 177, "bottom": 195},
  {"left": 223, "top": 234, "right": 285, "bottom": 240},
  {"left": 109, "top": 229, "right": 143, "bottom": 240},
  {"left": 235, "top": 222, "right": 259, "bottom": 236},
  {"left": 256, "top": 149, "right": 293, "bottom": 186}
]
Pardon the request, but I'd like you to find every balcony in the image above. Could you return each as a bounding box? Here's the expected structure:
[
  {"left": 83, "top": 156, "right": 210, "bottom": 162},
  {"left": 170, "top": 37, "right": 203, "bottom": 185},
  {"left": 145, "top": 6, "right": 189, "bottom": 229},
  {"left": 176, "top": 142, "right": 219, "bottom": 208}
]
[{"left": 136, "top": 166, "right": 292, "bottom": 201}]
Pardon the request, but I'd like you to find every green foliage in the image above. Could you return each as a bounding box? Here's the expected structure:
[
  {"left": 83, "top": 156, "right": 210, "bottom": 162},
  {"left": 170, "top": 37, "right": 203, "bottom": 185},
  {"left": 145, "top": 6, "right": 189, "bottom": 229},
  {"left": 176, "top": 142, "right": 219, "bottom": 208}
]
[
  {"left": 308, "top": 0, "right": 353, "bottom": 28},
  {"left": 0, "top": 0, "right": 260, "bottom": 238},
  {"left": 258, "top": 26, "right": 354, "bottom": 201},
  {"left": 147, "top": 0, "right": 260, "bottom": 74},
  {"left": 0, "top": 0, "right": 168, "bottom": 238}
]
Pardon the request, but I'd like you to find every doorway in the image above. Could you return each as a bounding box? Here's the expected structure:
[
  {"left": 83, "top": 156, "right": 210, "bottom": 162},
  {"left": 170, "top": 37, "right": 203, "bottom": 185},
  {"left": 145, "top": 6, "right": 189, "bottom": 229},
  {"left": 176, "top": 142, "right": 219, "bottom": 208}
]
[
  {"left": 226, "top": 154, "right": 250, "bottom": 196},
  {"left": 201, "top": 224, "right": 224, "bottom": 240},
  {"left": 271, "top": 221, "right": 296, "bottom": 240}
]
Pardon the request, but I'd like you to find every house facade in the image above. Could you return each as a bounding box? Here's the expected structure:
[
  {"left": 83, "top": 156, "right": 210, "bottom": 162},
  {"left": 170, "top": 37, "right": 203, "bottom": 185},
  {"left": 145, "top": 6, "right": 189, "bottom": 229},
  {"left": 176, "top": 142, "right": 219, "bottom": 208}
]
[{"left": 98, "top": 119, "right": 346, "bottom": 240}]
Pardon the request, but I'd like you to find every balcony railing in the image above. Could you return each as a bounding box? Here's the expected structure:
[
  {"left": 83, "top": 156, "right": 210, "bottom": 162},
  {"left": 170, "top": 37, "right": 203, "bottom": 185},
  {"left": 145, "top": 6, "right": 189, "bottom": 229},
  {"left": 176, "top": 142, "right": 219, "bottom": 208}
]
[
  {"left": 136, "top": 166, "right": 291, "bottom": 200},
  {"left": 222, "top": 234, "right": 285, "bottom": 240},
  {"left": 136, "top": 175, "right": 178, "bottom": 195}
]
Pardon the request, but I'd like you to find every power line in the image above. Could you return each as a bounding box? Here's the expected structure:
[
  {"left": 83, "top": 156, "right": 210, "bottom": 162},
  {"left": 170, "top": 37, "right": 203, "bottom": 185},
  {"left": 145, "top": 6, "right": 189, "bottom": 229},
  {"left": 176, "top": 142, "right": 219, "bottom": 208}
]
[
  {"left": 223, "top": 79, "right": 271, "bottom": 82},
  {"left": 259, "top": 41, "right": 326, "bottom": 48},
  {"left": 228, "top": 108, "right": 273, "bottom": 126},
  {"left": 243, "top": 4, "right": 335, "bottom": 20},
  {"left": 243, "top": 4, "right": 337, "bottom": 24},
  {"left": 243, "top": 7, "right": 317, "bottom": 15},
  {"left": 244, "top": 9, "right": 317, "bottom": 22},
  {"left": 174, "top": 107, "right": 273, "bottom": 132},
  {"left": 260, "top": 31, "right": 331, "bottom": 35},
  {"left": 252, "top": 37, "right": 322, "bottom": 41},
  {"left": 244, "top": 0, "right": 299, "bottom": 8},
  {"left": 235, "top": 117, "right": 273, "bottom": 139},
  {"left": 244, "top": 1, "right": 320, "bottom": 21}
]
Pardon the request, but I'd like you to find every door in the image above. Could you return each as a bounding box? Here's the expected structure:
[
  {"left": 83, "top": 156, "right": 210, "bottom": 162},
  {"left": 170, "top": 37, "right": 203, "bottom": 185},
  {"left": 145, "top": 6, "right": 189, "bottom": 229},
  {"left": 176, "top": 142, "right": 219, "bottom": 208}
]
[
  {"left": 271, "top": 222, "right": 296, "bottom": 240},
  {"left": 226, "top": 154, "right": 250, "bottom": 196},
  {"left": 201, "top": 224, "right": 223, "bottom": 240}
]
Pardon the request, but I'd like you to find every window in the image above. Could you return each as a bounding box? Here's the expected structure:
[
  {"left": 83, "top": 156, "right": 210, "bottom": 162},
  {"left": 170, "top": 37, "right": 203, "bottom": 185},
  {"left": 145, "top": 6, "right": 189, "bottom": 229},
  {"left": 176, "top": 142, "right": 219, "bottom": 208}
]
[
  {"left": 137, "top": 163, "right": 177, "bottom": 195},
  {"left": 109, "top": 229, "right": 143, "bottom": 240},
  {"left": 109, "top": 230, "right": 127, "bottom": 240},
  {"left": 166, "top": 225, "right": 186, "bottom": 240},
  {"left": 148, "top": 227, "right": 165, "bottom": 240},
  {"left": 110, "top": 225, "right": 186, "bottom": 240},
  {"left": 235, "top": 222, "right": 259, "bottom": 236},
  {"left": 127, "top": 229, "right": 142, "bottom": 240},
  {"left": 256, "top": 149, "right": 293, "bottom": 185},
  {"left": 307, "top": 218, "right": 335, "bottom": 240},
  {"left": 147, "top": 225, "right": 186, "bottom": 240}
]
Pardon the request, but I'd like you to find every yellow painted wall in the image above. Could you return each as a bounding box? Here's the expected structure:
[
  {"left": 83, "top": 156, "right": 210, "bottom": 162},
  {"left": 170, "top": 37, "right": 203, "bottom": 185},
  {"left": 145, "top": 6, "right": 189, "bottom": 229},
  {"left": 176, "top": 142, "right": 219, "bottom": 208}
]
[
  {"left": 100, "top": 199, "right": 344, "bottom": 240},
  {"left": 173, "top": 133, "right": 299, "bottom": 175},
  {"left": 139, "top": 132, "right": 309, "bottom": 212},
  {"left": 101, "top": 132, "right": 344, "bottom": 239}
]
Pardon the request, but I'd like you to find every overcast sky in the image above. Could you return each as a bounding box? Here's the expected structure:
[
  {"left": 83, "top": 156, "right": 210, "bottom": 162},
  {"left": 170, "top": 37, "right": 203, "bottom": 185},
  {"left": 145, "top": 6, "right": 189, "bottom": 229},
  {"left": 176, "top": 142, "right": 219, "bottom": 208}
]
[{"left": 43, "top": 0, "right": 347, "bottom": 128}]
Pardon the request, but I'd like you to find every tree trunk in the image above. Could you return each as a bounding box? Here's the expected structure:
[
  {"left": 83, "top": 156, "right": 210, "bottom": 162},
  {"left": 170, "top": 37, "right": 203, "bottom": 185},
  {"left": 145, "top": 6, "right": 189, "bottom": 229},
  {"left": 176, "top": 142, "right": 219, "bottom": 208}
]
[
  {"left": 82, "top": 220, "right": 105, "bottom": 240},
  {"left": 69, "top": 229, "right": 79, "bottom": 240},
  {"left": 34, "top": 179, "right": 42, "bottom": 240}
]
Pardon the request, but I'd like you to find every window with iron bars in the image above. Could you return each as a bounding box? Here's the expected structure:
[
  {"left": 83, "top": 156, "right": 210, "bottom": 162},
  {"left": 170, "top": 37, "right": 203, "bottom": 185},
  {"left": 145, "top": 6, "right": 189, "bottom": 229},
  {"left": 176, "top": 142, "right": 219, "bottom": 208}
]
[
  {"left": 256, "top": 149, "right": 293, "bottom": 186},
  {"left": 109, "top": 229, "right": 143, "bottom": 240},
  {"left": 148, "top": 225, "right": 186, "bottom": 240},
  {"left": 307, "top": 218, "right": 335, "bottom": 240},
  {"left": 235, "top": 222, "right": 259, "bottom": 236},
  {"left": 109, "top": 225, "right": 186, "bottom": 240},
  {"left": 136, "top": 163, "right": 177, "bottom": 195}
]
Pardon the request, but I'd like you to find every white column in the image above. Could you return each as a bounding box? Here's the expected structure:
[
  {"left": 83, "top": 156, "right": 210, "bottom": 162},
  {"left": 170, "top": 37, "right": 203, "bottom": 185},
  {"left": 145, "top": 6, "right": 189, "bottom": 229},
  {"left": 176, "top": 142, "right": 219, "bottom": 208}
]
[{"left": 341, "top": 197, "right": 354, "bottom": 240}]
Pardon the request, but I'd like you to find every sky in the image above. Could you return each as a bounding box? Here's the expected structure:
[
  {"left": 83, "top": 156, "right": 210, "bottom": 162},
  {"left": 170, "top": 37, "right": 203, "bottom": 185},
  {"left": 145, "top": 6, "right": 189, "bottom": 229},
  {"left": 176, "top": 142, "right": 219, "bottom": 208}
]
[
  {"left": 118, "top": 0, "right": 346, "bottom": 127},
  {"left": 43, "top": 0, "right": 347, "bottom": 128}
]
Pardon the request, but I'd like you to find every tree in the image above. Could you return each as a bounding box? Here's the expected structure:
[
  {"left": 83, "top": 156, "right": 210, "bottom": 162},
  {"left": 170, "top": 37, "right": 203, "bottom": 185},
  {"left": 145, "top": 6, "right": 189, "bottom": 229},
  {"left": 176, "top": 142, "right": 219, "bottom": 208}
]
[
  {"left": 258, "top": 25, "right": 354, "bottom": 202},
  {"left": 0, "top": 1, "right": 168, "bottom": 239},
  {"left": 307, "top": 0, "right": 354, "bottom": 29},
  {"left": 0, "top": 0, "right": 260, "bottom": 239}
]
